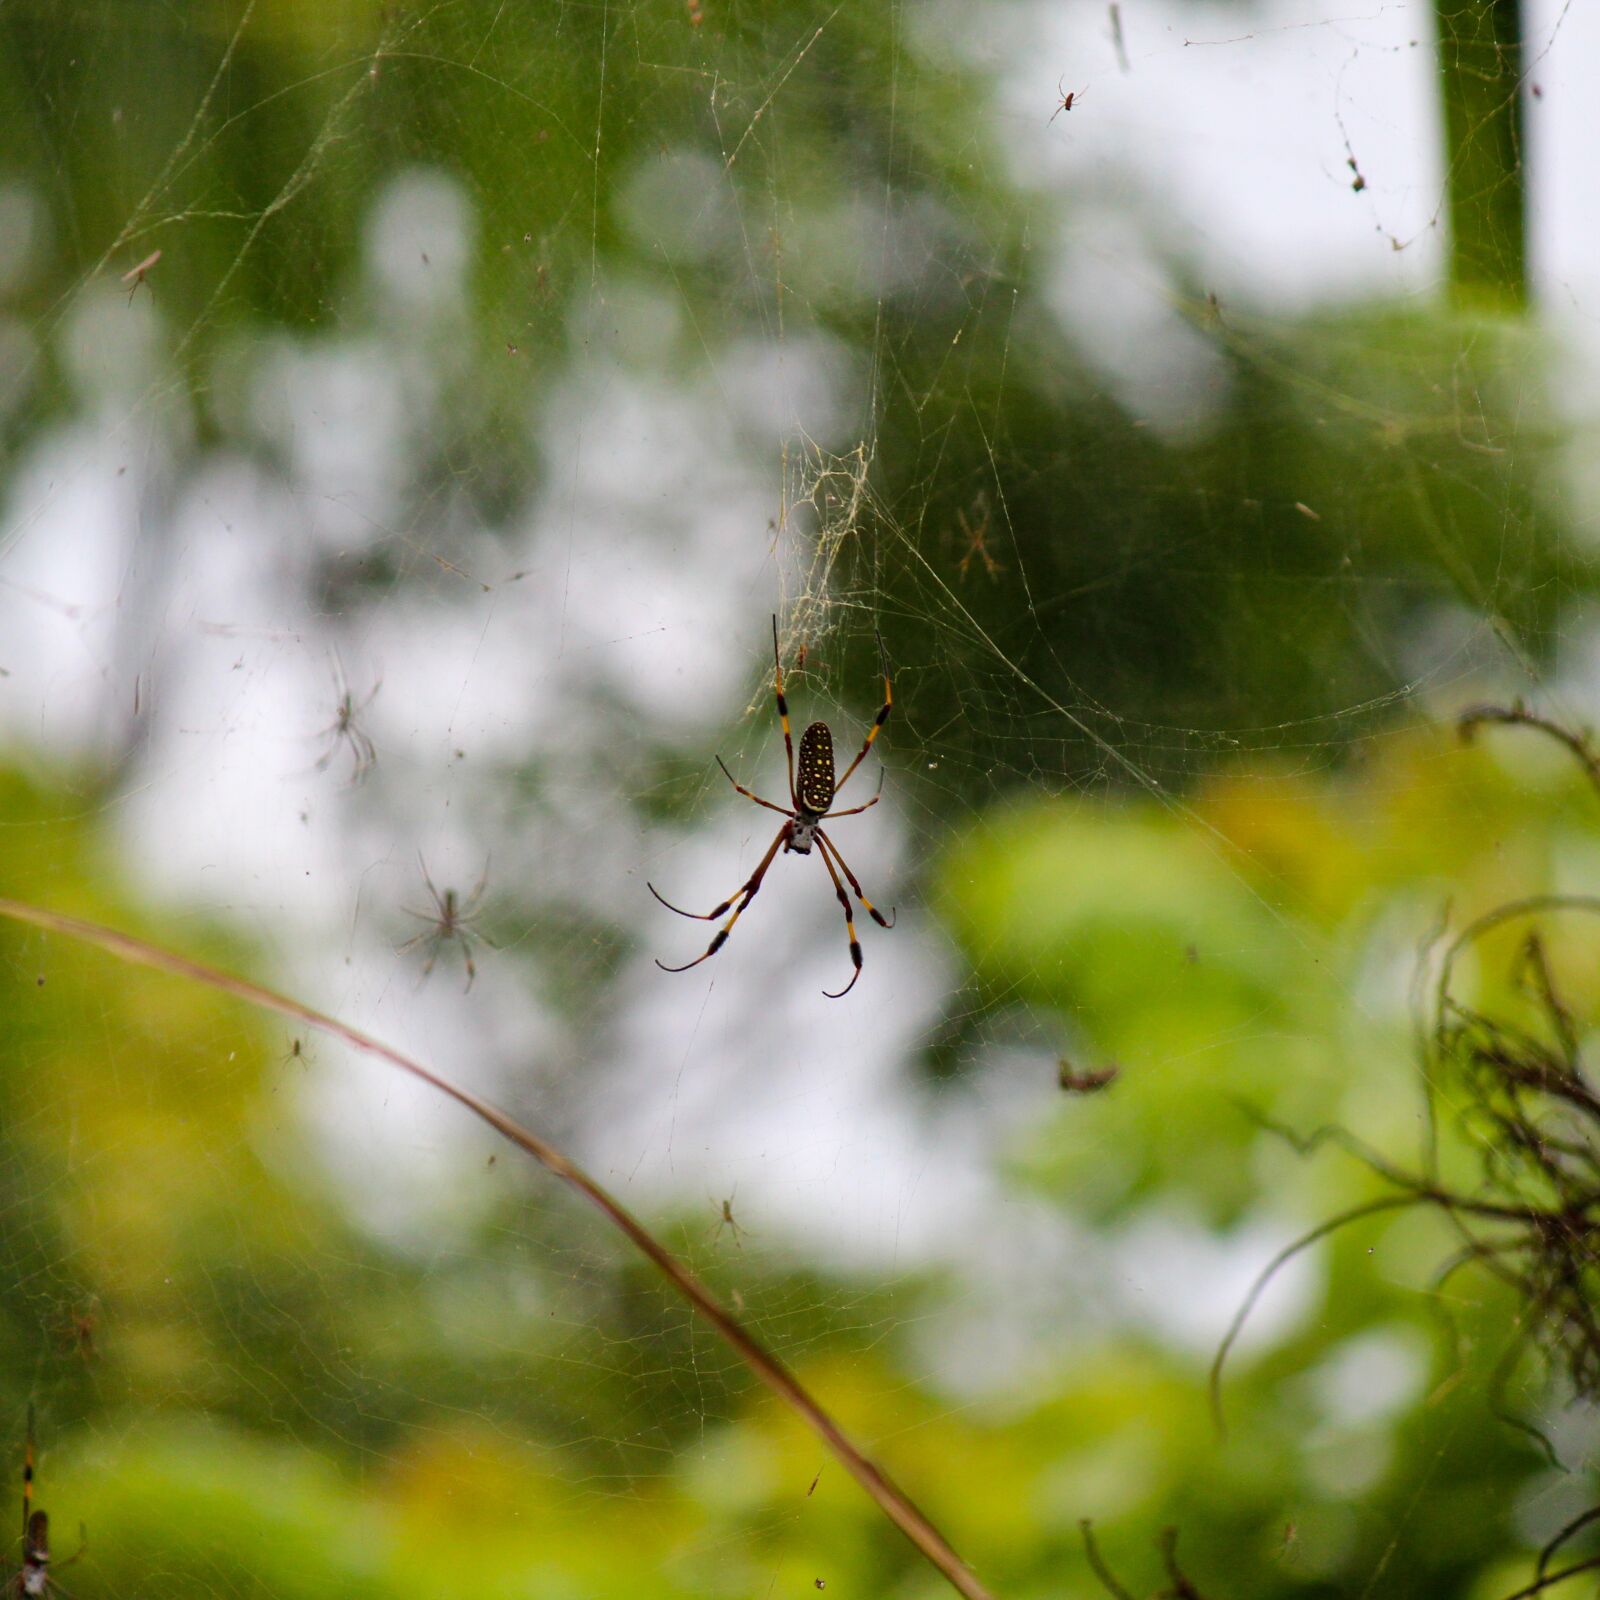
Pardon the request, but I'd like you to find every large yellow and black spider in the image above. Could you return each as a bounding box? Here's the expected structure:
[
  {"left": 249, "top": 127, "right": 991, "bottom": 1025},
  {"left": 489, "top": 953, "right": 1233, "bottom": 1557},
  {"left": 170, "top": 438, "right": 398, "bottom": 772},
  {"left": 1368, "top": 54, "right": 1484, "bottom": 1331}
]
[{"left": 650, "top": 617, "right": 894, "bottom": 998}]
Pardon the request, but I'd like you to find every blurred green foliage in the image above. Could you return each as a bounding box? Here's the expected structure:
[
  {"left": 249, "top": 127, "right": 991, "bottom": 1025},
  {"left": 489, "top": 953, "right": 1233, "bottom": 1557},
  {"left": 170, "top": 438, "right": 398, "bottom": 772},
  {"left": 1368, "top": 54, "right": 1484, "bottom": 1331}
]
[{"left": 5, "top": 721, "right": 1600, "bottom": 1595}]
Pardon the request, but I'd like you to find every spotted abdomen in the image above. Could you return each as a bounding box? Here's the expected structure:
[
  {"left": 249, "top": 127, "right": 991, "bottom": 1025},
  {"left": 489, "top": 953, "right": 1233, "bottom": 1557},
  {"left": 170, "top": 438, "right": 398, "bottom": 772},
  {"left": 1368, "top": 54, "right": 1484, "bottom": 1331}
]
[{"left": 797, "top": 721, "right": 836, "bottom": 814}]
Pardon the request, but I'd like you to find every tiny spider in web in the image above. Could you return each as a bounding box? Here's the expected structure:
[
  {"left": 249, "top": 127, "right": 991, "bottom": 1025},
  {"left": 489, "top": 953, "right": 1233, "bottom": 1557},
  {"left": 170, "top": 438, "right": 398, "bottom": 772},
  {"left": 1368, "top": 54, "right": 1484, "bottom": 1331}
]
[
  {"left": 398, "top": 854, "right": 495, "bottom": 991},
  {"left": 314, "top": 657, "right": 381, "bottom": 784},
  {"left": 649, "top": 616, "right": 894, "bottom": 998},
  {"left": 956, "top": 498, "right": 1004, "bottom": 582},
  {"left": 51, "top": 1297, "right": 100, "bottom": 1364},
  {"left": 1048, "top": 77, "right": 1086, "bottom": 123},
  {"left": 119, "top": 248, "right": 161, "bottom": 302},
  {"left": 710, "top": 1189, "right": 752, "bottom": 1248},
  {"left": 10, "top": 1407, "right": 86, "bottom": 1599}
]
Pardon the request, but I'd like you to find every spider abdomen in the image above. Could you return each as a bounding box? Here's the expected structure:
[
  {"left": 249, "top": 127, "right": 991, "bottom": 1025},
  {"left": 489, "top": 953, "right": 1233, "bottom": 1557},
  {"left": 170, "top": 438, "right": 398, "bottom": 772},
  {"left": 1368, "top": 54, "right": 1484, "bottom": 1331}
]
[{"left": 796, "top": 721, "right": 836, "bottom": 814}]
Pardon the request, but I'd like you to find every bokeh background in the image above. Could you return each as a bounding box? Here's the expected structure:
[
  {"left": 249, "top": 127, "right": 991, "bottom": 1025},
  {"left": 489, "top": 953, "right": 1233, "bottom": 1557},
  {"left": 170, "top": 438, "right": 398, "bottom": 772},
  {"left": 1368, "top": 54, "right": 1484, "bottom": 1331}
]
[{"left": 2, "top": 0, "right": 1599, "bottom": 1595}]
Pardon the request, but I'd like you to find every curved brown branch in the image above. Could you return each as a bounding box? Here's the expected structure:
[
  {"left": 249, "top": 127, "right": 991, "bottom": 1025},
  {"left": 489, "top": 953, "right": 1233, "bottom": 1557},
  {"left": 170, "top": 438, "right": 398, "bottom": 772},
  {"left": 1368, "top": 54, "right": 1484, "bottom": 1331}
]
[
  {"left": 1079, "top": 1521, "right": 1212, "bottom": 1600},
  {"left": 0, "top": 897, "right": 995, "bottom": 1600},
  {"left": 1435, "top": 896, "right": 1600, "bottom": 1020},
  {"left": 1209, "top": 1195, "right": 1424, "bottom": 1435},
  {"left": 1501, "top": 1553, "right": 1600, "bottom": 1600},
  {"left": 1537, "top": 1504, "right": 1600, "bottom": 1583},
  {"left": 1156, "top": 1527, "right": 1209, "bottom": 1600},
  {"left": 1458, "top": 703, "right": 1600, "bottom": 805},
  {"left": 1079, "top": 1521, "right": 1136, "bottom": 1600}
]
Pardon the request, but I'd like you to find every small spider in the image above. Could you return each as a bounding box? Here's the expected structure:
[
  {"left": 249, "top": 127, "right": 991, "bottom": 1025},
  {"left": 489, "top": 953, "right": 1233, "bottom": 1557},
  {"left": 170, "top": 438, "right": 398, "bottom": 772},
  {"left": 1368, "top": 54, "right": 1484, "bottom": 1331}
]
[
  {"left": 314, "top": 658, "right": 380, "bottom": 784},
  {"left": 52, "top": 1298, "right": 99, "bottom": 1364},
  {"left": 399, "top": 855, "right": 494, "bottom": 991},
  {"left": 710, "top": 1190, "right": 752, "bottom": 1248},
  {"left": 1048, "top": 78, "right": 1087, "bottom": 123},
  {"left": 11, "top": 1407, "right": 87, "bottom": 1599},
  {"left": 649, "top": 617, "right": 895, "bottom": 998},
  {"left": 120, "top": 248, "right": 161, "bottom": 302},
  {"left": 956, "top": 498, "right": 1004, "bottom": 582}
]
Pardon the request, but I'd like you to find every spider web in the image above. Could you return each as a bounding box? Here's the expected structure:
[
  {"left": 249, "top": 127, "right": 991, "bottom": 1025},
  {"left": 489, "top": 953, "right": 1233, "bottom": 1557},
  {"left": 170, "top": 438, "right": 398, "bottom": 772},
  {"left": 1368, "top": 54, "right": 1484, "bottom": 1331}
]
[{"left": 0, "top": 0, "right": 1597, "bottom": 1596}]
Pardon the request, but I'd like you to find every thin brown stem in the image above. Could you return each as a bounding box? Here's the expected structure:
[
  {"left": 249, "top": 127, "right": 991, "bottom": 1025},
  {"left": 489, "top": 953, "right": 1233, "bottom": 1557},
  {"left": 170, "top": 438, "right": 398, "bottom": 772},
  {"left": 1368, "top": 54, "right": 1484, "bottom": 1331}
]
[
  {"left": 1209, "top": 1195, "right": 1424, "bottom": 1434},
  {"left": 1157, "top": 1527, "right": 1207, "bottom": 1600},
  {"left": 1537, "top": 1503, "right": 1600, "bottom": 1581},
  {"left": 1078, "top": 1521, "right": 1136, "bottom": 1600},
  {"left": 1501, "top": 1552, "right": 1600, "bottom": 1600},
  {"left": 1459, "top": 704, "right": 1600, "bottom": 806},
  {"left": 0, "top": 897, "right": 995, "bottom": 1600}
]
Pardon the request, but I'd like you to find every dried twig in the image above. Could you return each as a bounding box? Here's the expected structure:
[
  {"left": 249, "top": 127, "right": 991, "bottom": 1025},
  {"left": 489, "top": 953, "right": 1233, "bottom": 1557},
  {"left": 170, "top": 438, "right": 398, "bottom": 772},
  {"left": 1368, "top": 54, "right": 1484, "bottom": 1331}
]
[
  {"left": 0, "top": 897, "right": 995, "bottom": 1600},
  {"left": 1079, "top": 1521, "right": 1214, "bottom": 1600},
  {"left": 1501, "top": 1553, "right": 1600, "bottom": 1600},
  {"left": 1157, "top": 1527, "right": 1209, "bottom": 1600},
  {"left": 1537, "top": 1505, "right": 1600, "bottom": 1584},
  {"left": 1459, "top": 702, "right": 1600, "bottom": 804},
  {"left": 1079, "top": 1521, "right": 1136, "bottom": 1600}
]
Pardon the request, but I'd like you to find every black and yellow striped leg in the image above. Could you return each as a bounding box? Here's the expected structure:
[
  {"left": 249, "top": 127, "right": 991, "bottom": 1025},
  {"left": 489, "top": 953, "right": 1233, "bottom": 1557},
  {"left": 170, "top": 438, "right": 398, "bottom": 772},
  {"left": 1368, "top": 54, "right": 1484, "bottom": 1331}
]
[
  {"left": 772, "top": 614, "right": 798, "bottom": 806},
  {"left": 817, "top": 842, "right": 864, "bottom": 998},
  {"left": 823, "top": 768, "right": 884, "bottom": 821},
  {"left": 817, "top": 831, "right": 895, "bottom": 928},
  {"left": 823, "top": 796, "right": 879, "bottom": 819},
  {"left": 714, "top": 755, "right": 791, "bottom": 817},
  {"left": 651, "top": 825, "right": 789, "bottom": 972},
  {"left": 831, "top": 628, "right": 892, "bottom": 797},
  {"left": 23, "top": 1401, "right": 33, "bottom": 1542}
]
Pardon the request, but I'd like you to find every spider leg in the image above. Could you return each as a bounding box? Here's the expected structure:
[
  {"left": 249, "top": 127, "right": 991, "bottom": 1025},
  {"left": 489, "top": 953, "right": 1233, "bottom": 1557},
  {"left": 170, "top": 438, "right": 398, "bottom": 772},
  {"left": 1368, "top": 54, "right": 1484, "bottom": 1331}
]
[
  {"left": 648, "top": 821, "right": 791, "bottom": 920},
  {"left": 823, "top": 796, "right": 879, "bottom": 819},
  {"left": 24, "top": 1402, "right": 33, "bottom": 1541},
  {"left": 654, "top": 825, "right": 789, "bottom": 972},
  {"left": 823, "top": 768, "right": 884, "bottom": 819},
  {"left": 53, "top": 1525, "right": 86, "bottom": 1572},
  {"left": 817, "top": 830, "right": 895, "bottom": 929},
  {"left": 461, "top": 859, "right": 492, "bottom": 915},
  {"left": 715, "top": 755, "right": 793, "bottom": 816},
  {"left": 773, "top": 615, "right": 797, "bottom": 807},
  {"left": 830, "top": 628, "right": 891, "bottom": 797},
  {"left": 415, "top": 852, "right": 445, "bottom": 917},
  {"left": 817, "top": 840, "right": 865, "bottom": 998}
]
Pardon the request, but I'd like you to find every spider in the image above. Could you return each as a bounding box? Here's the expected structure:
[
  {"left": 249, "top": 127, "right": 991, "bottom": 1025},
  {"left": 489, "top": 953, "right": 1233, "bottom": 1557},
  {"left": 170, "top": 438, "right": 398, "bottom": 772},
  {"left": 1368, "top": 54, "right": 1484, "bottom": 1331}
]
[
  {"left": 119, "top": 248, "right": 161, "bottom": 302},
  {"left": 956, "top": 498, "right": 1004, "bottom": 581},
  {"left": 399, "top": 854, "right": 494, "bottom": 991},
  {"left": 1047, "top": 77, "right": 1087, "bottom": 124},
  {"left": 314, "top": 658, "right": 380, "bottom": 784},
  {"left": 649, "top": 616, "right": 894, "bottom": 998},
  {"left": 11, "top": 1408, "right": 86, "bottom": 1599},
  {"left": 50, "top": 1299, "right": 99, "bottom": 1364},
  {"left": 710, "top": 1189, "right": 752, "bottom": 1248}
]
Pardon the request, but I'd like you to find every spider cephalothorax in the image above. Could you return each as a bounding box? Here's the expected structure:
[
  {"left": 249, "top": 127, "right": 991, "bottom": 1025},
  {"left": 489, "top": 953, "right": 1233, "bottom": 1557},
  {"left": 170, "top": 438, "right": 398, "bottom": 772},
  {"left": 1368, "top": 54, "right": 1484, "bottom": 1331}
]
[{"left": 649, "top": 616, "right": 894, "bottom": 997}]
